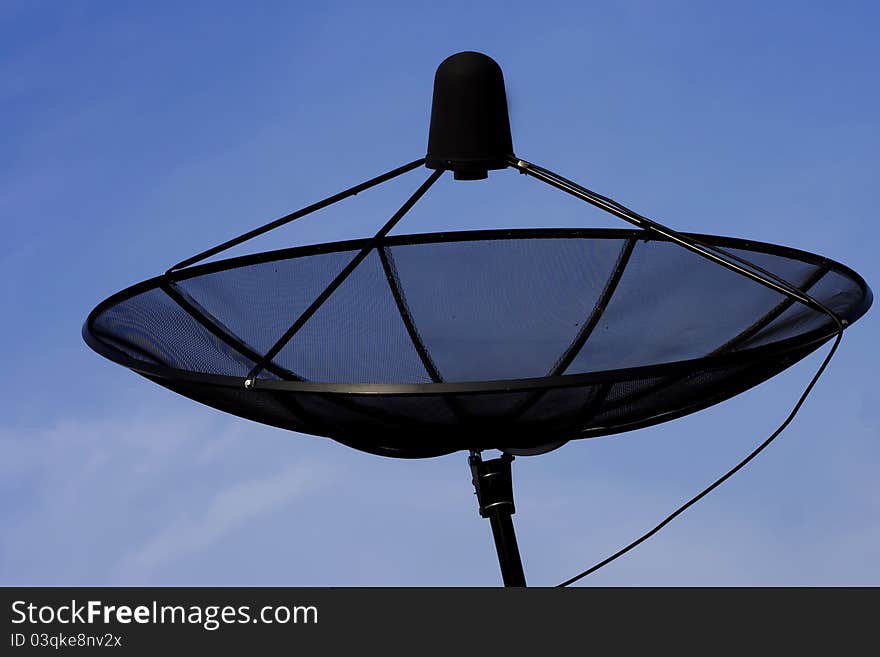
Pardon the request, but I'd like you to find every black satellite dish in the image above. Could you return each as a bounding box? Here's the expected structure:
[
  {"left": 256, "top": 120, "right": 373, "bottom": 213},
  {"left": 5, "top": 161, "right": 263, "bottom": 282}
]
[{"left": 84, "top": 52, "right": 871, "bottom": 586}]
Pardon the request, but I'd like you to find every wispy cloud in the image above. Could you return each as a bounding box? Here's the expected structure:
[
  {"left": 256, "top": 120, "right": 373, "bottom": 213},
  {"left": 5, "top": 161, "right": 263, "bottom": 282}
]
[
  {"left": 117, "top": 461, "right": 326, "bottom": 580},
  {"left": 0, "top": 407, "right": 334, "bottom": 585},
  {"left": 1, "top": 399, "right": 876, "bottom": 586}
]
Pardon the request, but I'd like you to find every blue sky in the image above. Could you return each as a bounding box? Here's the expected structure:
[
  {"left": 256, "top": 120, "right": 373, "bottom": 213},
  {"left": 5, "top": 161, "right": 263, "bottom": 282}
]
[{"left": 1, "top": 1, "right": 877, "bottom": 585}]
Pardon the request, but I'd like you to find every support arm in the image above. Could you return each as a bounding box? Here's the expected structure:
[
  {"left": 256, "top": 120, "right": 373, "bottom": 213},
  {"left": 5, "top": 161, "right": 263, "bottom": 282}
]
[
  {"left": 508, "top": 156, "right": 843, "bottom": 328},
  {"left": 166, "top": 158, "right": 426, "bottom": 275},
  {"left": 470, "top": 451, "right": 526, "bottom": 587},
  {"left": 245, "top": 168, "right": 444, "bottom": 385}
]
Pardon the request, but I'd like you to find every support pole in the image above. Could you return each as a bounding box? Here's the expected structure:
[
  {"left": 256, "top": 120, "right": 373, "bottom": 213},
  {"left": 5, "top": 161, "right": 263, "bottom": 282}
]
[{"left": 469, "top": 452, "right": 526, "bottom": 587}]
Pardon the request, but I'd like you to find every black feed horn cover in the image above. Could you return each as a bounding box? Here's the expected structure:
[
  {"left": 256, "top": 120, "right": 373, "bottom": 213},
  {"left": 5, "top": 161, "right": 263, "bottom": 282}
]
[{"left": 425, "top": 51, "right": 515, "bottom": 180}]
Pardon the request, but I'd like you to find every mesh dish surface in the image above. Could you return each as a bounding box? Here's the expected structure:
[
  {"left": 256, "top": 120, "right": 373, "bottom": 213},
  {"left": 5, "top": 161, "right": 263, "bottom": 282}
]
[{"left": 84, "top": 228, "right": 872, "bottom": 458}]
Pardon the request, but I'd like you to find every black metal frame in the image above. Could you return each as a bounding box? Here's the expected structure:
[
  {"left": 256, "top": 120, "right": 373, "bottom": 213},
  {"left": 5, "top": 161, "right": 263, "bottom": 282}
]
[
  {"left": 377, "top": 246, "right": 445, "bottom": 384},
  {"left": 83, "top": 155, "right": 872, "bottom": 587},
  {"left": 166, "top": 159, "right": 426, "bottom": 274},
  {"left": 85, "top": 222, "right": 868, "bottom": 466},
  {"left": 243, "top": 169, "right": 444, "bottom": 386},
  {"left": 508, "top": 158, "right": 839, "bottom": 319},
  {"left": 85, "top": 227, "right": 869, "bottom": 399}
]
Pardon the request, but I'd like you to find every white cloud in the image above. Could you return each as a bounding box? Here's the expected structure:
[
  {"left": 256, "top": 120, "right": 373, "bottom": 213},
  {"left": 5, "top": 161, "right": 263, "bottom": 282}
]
[
  {"left": 0, "top": 406, "right": 333, "bottom": 585},
  {"left": 1, "top": 398, "right": 877, "bottom": 586},
  {"left": 116, "top": 461, "right": 326, "bottom": 580}
]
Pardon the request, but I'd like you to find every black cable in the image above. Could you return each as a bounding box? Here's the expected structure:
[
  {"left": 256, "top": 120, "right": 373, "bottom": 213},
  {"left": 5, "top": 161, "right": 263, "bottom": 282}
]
[
  {"left": 522, "top": 158, "right": 849, "bottom": 587},
  {"left": 558, "top": 328, "right": 842, "bottom": 586}
]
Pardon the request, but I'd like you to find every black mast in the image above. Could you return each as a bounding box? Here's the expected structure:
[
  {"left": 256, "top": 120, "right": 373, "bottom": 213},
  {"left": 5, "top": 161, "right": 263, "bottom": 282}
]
[{"left": 470, "top": 452, "right": 526, "bottom": 587}]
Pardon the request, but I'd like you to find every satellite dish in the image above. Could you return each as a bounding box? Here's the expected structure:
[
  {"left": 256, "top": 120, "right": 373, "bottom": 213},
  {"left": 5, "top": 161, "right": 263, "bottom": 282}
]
[{"left": 84, "top": 52, "right": 872, "bottom": 586}]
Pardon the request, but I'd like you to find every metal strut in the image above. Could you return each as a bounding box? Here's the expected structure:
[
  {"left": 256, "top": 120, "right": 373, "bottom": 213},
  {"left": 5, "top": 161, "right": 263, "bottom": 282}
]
[
  {"left": 165, "top": 158, "right": 426, "bottom": 275},
  {"left": 469, "top": 451, "right": 526, "bottom": 587},
  {"left": 245, "top": 168, "right": 444, "bottom": 386},
  {"left": 507, "top": 156, "right": 844, "bottom": 329},
  {"left": 507, "top": 155, "right": 849, "bottom": 587}
]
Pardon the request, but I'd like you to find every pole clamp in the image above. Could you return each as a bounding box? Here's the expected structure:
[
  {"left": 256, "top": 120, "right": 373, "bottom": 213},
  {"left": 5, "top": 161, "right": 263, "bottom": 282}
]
[{"left": 469, "top": 452, "right": 516, "bottom": 518}]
